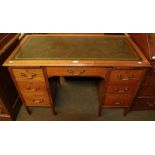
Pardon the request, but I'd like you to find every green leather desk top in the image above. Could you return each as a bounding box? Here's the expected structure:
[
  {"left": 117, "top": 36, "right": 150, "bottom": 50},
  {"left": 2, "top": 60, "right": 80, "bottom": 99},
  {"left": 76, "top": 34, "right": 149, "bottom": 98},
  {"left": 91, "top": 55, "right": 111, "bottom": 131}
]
[{"left": 13, "top": 36, "right": 141, "bottom": 61}]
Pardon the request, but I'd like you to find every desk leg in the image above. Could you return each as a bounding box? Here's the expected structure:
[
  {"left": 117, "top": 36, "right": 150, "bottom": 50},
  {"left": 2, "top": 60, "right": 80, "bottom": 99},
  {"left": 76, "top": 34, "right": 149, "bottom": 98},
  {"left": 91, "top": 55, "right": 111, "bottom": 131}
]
[
  {"left": 98, "top": 104, "right": 103, "bottom": 116},
  {"left": 123, "top": 108, "right": 129, "bottom": 116},
  {"left": 43, "top": 68, "right": 58, "bottom": 115},
  {"left": 57, "top": 77, "right": 61, "bottom": 87},
  {"left": 97, "top": 79, "right": 105, "bottom": 116},
  {"left": 51, "top": 106, "right": 57, "bottom": 115},
  {"left": 26, "top": 106, "right": 32, "bottom": 115}
]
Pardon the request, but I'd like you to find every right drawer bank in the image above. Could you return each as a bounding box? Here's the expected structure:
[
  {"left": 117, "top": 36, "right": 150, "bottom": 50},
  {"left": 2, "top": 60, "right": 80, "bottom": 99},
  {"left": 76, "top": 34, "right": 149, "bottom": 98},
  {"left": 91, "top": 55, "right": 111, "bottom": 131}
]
[{"left": 103, "top": 69, "right": 145, "bottom": 109}]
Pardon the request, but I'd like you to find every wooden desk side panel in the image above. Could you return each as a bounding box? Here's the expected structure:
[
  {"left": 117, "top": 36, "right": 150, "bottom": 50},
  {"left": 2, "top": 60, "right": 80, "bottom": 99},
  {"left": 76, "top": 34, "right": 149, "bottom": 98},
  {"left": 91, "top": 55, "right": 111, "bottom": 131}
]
[
  {"left": 0, "top": 34, "right": 21, "bottom": 120},
  {"left": 129, "top": 34, "right": 155, "bottom": 111},
  {"left": 129, "top": 33, "right": 151, "bottom": 60}
]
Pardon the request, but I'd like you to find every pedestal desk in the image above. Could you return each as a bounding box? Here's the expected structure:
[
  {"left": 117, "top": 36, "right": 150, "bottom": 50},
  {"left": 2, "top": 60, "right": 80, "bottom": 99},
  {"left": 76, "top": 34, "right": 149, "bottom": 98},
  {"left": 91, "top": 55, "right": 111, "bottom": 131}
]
[{"left": 3, "top": 34, "right": 150, "bottom": 116}]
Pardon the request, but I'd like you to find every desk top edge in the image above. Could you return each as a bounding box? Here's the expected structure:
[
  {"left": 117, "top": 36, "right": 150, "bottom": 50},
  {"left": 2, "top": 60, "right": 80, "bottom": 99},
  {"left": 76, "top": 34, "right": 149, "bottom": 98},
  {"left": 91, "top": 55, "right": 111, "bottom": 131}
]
[{"left": 3, "top": 34, "right": 151, "bottom": 67}]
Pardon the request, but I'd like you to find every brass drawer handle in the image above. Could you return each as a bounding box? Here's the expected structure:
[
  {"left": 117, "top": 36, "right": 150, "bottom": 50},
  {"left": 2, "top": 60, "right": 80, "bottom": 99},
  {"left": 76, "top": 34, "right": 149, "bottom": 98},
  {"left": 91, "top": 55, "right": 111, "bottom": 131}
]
[
  {"left": 31, "top": 98, "right": 44, "bottom": 104},
  {"left": 117, "top": 75, "right": 134, "bottom": 81},
  {"left": 67, "top": 70, "right": 73, "bottom": 74},
  {"left": 67, "top": 69, "right": 85, "bottom": 75},
  {"left": 27, "top": 87, "right": 40, "bottom": 92},
  {"left": 21, "top": 72, "right": 37, "bottom": 79},
  {"left": 114, "top": 101, "right": 121, "bottom": 105},
  {"left": 114, "top": 88, "right": 129, "bottom": 93},
  {"left": 147, "top": 101, "right": 155, "bottom": 107}
]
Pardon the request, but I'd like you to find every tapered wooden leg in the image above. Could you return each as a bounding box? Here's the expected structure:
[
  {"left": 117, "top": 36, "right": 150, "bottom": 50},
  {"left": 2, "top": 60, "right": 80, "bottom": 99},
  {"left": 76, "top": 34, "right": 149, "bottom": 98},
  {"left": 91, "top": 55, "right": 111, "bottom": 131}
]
[
  {"left": 26, "top": 106, "right": 32, "bottom": 115},
  {"left": 57, "top": 77, "right": 61, "bottom": 87},
  {"left": 98, "top": 104, "right": 103, "bottom": 116},
  {"left": 51, "top": 106, "right": 57, "bottom": 115},
  {"left": 97, "top": 79, "right": 104, "bottom": 117},
  {"left": 123, "top": 108, "right": 129, "bottom": 116}
]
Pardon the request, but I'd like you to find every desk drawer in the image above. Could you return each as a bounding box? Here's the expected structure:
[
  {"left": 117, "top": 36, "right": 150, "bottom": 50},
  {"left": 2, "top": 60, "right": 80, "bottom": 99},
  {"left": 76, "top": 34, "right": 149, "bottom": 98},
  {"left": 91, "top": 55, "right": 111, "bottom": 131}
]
[
  {"left": 104, "top": 94, "right": 132, "bottom": 107},
  {"left": 138, "top": 85, "right": 155, "bottom": 97},
  {"left": 106, "top": 83, "right": 136, "bottom": 94},
  {"left": 23, "top": 94, "right": 50, "bottom": 107},
  {"left": 144, "top": 73, "right": 155, "bottom": 85},
  {"left": 17, "top": 81, "right": 47, "bottom": 94},
  {"left": 109, "top": 70, "right": 144, "bottom": 82},
  {"left": 47, "top": 67, "right": 110, "bottom": 77},
  {"left": 134, "top": 98, "right": 155, "bottom": 109},
  {"left": 12, "top": 69, "right": 45, "bottom": 81}
]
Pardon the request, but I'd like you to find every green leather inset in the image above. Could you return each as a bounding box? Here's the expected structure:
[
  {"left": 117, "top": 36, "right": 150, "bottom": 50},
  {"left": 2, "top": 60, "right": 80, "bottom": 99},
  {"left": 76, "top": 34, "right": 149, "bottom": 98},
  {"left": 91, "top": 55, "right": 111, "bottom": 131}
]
[{"left": 13, "top": 36, "right": 141, "bottom": 61}]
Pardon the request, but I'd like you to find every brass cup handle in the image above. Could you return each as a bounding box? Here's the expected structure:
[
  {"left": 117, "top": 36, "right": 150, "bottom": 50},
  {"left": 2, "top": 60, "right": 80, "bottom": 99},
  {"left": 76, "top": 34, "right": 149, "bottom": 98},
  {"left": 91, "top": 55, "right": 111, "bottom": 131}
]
[
  {"left": 117, "top": 75, "right": 134, "bottom": 81},
  {"left": 27, "top": 87, "right": 40, "bottom": 92},
  {"left": 67, "top": 69, "right": 85, "bottom": 75},
  {"left": 31, "top": 99, "right": 44, "bottom": 104},
  {"left": 21, "top": 72, "right": 37, "bottom": 79},
  {"left": 147, "top": 101, "right": 155, "bottom": 107},
  {"left": 114, "top": 88, "right": 129, "bottom": 93},
  {"left": 114, "top": 101, "right": 121, "bottom": 105}
]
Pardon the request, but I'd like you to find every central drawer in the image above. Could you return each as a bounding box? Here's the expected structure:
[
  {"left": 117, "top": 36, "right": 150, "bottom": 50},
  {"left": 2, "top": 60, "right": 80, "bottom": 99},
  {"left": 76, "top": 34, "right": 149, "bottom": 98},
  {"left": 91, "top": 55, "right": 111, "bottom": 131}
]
[{"left": 46, "top": 67, "right": 110, "bottom": 77}]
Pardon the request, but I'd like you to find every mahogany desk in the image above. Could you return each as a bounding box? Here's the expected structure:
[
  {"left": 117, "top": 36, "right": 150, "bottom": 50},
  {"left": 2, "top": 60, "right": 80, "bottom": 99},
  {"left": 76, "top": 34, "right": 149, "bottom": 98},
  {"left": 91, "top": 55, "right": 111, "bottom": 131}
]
[{"left": 3, "top": 34, "right": 151, "bottom": 116}]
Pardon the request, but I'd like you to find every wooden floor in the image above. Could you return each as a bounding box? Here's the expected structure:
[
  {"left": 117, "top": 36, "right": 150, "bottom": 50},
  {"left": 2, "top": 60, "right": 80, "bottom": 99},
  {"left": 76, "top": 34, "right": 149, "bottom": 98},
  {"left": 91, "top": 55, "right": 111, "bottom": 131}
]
[{"left": 17, "top": 77, "right": 155, "bottom": 121}]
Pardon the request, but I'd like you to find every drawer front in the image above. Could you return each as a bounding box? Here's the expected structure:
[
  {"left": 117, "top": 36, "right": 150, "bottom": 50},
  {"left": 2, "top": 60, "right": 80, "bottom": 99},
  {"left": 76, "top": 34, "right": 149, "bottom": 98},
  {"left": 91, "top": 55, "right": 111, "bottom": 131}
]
[
  {"left": 109, "top": 70, "right": 144, "bottom": 82},
  {"left": 106, "top": 83, "right": 136, "bottom": 94},
  {"left": 23, "top": 94, "right": 50, "bottom": 106},
  {"left": 12, "top": 69, "right": 45, "bottom": 81},
  {"left": 47, "top": 67, "right": 110, "bottom": 77},
  {"left": 138, "top": 85, "right": 155, "bottom": 96},
  {"left": 104, "top": 94, "right": 132, "bottom": 107},
  {"left": 134, "top": 98, "right": 155, "bottom": 109},
  {"left": 17, "top": 81, "right": 47, "bottom": 94},
  {"left": 144, "top": 73, "right": 155, "bottom": 85}
]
